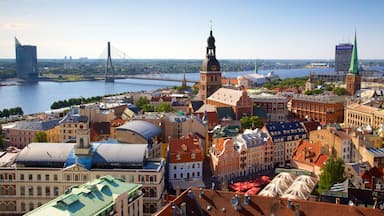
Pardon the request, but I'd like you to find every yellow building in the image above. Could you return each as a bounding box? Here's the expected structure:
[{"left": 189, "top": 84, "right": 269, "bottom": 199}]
[
  {"left": 0, "top": 130, "right": 165, "bottom": 215},
  {"left": 344, "top": 102, "right": 384, "bottom": 129}
]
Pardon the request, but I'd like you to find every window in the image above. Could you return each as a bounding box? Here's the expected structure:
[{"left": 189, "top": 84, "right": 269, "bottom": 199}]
[
  {"left": 54, "top": 187, "right": 59, "bottom": 196},
  {"left": 66, "top": 175, "right": 70, "bottom": 181},
  {"left": 28, "top": 174, "right": 32, "bottom": 181},
  {"left": 28, "top": 186, "right": 33, "bottom": 196},
  {"left": 8, "top": 186, "right": 15, "bottom": 195},
  {"left": 37, "top": 186, "right": 42, "bottom": 196},
  {"left": 45, "top": 174, "right": 50, "bottom": 181},
  {"left": 54, "top": 174, "right": 58, "bottom": 181},
  {"left": 83, "top": 175, "right": 87, "bottom": 181},
  {"left": 173, "top": 174, "right": 176, "bottom": 179},
  {"left": 180, "top": 173, "right": 183, "bottom": 178},
  {"left": 20, "top": 174, "right": 24, "bottom": 181},
  {"left": 20, "top": 186, "right": 25, "bottom": 196},
  {"left": 45, "top": 186, "right": 50, "bottom": 196},
  {"left": 29, "top": 203, "right": 34, "bottom": 211},
  {"left": 21, "top": 202, "right": 26, "bottom": 211},
  {"left": 74, "top": 175, "right": 79, "bottom": 181},
  {"left": 37, "top": 174, "right": 41, "bottom": 181},
  {"left": 173, "top": 165, "right": 176, "bottom": 170}
]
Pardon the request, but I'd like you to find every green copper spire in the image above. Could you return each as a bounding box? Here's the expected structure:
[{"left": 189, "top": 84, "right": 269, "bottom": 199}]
[
  {"left": 254, "top": 61, "right": 258, "bottom": 74},
  {"left": 348, "top": 32, "right": 359, "bottom": 75}
]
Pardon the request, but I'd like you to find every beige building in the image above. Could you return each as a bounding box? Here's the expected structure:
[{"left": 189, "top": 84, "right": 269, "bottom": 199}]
[
  {"left": 134, "top": 113, "right": 207, "bottom": 143},
  {"left": 0, "top": 130, "right": 165, "bottom": 215},
  {"left": 309, "top": 127, "right": 353, "bottom": 163},
  {"left": 344, "top": 102, "right": 384, "bottom": 129},
  {"left": 59, "top": 111, "right": 89, "bottom": 142},
  {"left": 249, "top": 93, "right": 289, "bottom": 122}
]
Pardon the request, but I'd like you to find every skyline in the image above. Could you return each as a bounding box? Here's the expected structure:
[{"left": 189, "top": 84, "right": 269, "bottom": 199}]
[{"left": 1, "top": 0, "right": 384, "bottom": 59}]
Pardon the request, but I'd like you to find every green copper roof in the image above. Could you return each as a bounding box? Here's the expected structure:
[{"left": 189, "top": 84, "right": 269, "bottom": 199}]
[
  {"left": 25, "top": 175, "right": 142, "bottom": 216},
  {"left": 348, "top": 32, "right": 359, "bottom": 75}
]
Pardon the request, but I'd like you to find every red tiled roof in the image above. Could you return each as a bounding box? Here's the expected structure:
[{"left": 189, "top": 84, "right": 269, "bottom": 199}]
[
  {"left": 110, "top": 118, "right": 125, "bottom": 127},
  {"left": 155, "top": 187, "right": 383, "bottom": 216},
  {"left": 169, "top": 135, "right": 203, "bottom": 163},
  {"left": 293, "top": 140, "right": 328, "bottom": 168}
]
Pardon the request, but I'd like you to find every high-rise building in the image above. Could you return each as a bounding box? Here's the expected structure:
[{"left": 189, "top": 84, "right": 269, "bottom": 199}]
[
  {"left": 199, "top": 30, "right": 221, "bottom": 101},
  {"left": 345, "top": 33, "right": 361, "bottom": 96},
  {"left": 15, "top": 37, "right": 38, "bottom": 80},
  {"left": 335, "top": 43, "right": 353, "bottom": 72}
]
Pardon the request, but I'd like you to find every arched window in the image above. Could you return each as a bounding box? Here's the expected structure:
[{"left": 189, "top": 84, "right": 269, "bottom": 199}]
[
  {"left": 28, "top": 186, "right": 33, "bottom": 196},
  {"left": 8, "top": 202, "right": 15, "bottom": 211},
  {"left": 74, "top": 175, "right": 79, "bottom": 181},
  {"left": 8, "top": 186, "right": 15, "bottom": 195},
  {"left": 0, "top": 186, "right": 4, "bottom": 195},
  {"left": 37, "top": 174, "right": 41, "bottom": 181},
  {"left": 149, "top": 204, "right": 156, "bottom": 213},
  {"left": 0, "top": 202, "right": 5, "bottom": 211}
]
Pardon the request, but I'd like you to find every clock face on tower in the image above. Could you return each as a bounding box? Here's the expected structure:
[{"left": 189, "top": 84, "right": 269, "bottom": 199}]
[{"left": 211, "top": 65, "right": 217, "bottom": 71}]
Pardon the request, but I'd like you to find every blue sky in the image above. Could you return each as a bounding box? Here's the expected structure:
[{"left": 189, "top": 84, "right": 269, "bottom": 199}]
[{"left": 1, "top": 0, "right": 383, "bottom": 59}]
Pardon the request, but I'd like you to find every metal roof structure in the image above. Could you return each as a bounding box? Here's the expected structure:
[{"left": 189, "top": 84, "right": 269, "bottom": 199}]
[{"left": 116, "top": 120, "right": 161, "bottom": 142}]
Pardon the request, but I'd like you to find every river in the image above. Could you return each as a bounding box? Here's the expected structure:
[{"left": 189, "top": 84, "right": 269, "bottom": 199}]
[{"left": 0, "top": 68, "right": 335, "bottom": 114}]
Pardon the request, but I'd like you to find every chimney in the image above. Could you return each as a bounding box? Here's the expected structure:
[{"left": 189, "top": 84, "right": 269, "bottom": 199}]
[
  {"left": 336, "top": 197, "right": 340, "bottom": 204},
  {"left": 176, "top": 186, "right": 180, "bottom": 196},
  {"left": 287, "top": 199, "right": 293, "bottom": 209},
  {"left": 180, "top": 202, "right": 187, "bottom": 216},
  {"left": 294, "top": 204, "right": 300, "bottom": 216}
]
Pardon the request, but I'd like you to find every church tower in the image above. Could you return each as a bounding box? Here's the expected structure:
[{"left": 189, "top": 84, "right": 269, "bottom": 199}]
[
  {"left": 345, "top": 33, "right": 361, "bottom": 96},
  {"left": 74, "top": 124, "right": 91, "bottom": 155},
  {"left": 200, "top": 29, "right": 221, "bottom": 101}
]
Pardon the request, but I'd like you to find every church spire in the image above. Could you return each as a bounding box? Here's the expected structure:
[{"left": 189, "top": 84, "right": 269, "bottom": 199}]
[{"left": 348, "top": 32, "right": 359, "bottom": 75}]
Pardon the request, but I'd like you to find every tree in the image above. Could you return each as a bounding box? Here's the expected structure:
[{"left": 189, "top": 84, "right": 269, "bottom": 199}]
[
  {"left": 135, "top": 96, "right": 150, "bottom": 110},
  {"left": 333, "top": 87, "right": 346, "bottom": 96},
  {"left": 33, "top": 131, "right": 48, "bottom": 142},
  {"left": 2, "top": 109, "right": 9, "bottom": 118},
  {"left": 240, "top": 115, "right": 264, "bottom": 130},
  {"left": 156, "top": 103, "right": 173, "bottom": 112},
  {"left": 318, "top": 157, "right": 345, "bottom": 193}
]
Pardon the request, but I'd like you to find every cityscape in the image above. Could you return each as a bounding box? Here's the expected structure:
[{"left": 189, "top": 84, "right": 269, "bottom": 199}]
[{"left": 1, "top": 1, "right": 384, "bottom": 216}]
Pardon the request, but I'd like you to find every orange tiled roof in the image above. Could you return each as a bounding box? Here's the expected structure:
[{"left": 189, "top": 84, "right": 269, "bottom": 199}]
[
  {"left": 293, "top": 140, "right": 328, "bottom": 168},
  {"left": 169, "top": 135, "right": 203, "bottom": 163},
  {"left": 110, "top": 118, "right": 125, "bottom": 127}
]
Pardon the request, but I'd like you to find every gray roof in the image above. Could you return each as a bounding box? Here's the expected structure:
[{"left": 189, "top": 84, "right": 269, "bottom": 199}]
[
  {"left": 94, "top": 144, "right": 147, "bottom": 163},
  {"left": 13, "top": 119, "right": 60, "bottom": 131},
  {"left": 116, "top": 120, "right": 161, "bottom": 141},
  {"left": 59, "top": 113, "right": 88, "bottom": 124},
  {"left": 16, "top": 143, "right": 75, "bottom": 163}
]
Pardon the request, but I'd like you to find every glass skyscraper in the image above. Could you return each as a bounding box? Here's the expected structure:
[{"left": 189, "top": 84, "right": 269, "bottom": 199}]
[{"left": 15, "top": 37, "right": 38, "bottom": 80}]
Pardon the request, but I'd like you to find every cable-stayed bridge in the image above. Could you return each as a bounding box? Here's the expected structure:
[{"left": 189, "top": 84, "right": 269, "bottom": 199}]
[{"left": 100, "top": 42, "right": 198, "bottom": 83}]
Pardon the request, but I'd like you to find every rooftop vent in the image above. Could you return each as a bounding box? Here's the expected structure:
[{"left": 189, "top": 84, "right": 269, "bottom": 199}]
[
  {"left": 244, "top": 193, "right": 250, "bottom": 205},
  {"left": 231, "top": 195, "right": 242, "bottom": 211},
  {"left": 199, "top": 188, "right": 204, "bottom": 197}
]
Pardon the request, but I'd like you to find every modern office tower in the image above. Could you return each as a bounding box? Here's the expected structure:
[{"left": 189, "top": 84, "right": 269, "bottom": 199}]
[
  {"left": 335, "top": 43, "right": 353, "bottom": 72},
  {"left": 345, "top": 33, "right": 361, "bottom": 96},
  {"left": 199, "top": 29, "right": 221, "bottom": 101},
  {"left": 15, "top": 37, "right": 38, "bottom": 80}
]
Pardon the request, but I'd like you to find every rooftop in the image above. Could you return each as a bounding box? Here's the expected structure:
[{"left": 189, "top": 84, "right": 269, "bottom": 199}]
[
  {"left": 25, "top": 175, "right": 142, "bottom": 216},
  {"left": 207, "top": 88, "right": 245, "bottom": 106},
  {"left": 155, "top": 187, "right": 384, "bottom": 216},
  {"left": 116, "top": 120, "right": 161, "bottom": 141}
]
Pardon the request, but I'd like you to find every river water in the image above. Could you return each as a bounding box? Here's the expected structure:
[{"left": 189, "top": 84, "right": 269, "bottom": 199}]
[{"left": 0, "top": 68, "right": 336, "bottom": 114}]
